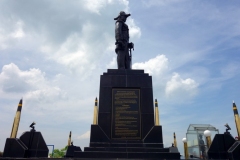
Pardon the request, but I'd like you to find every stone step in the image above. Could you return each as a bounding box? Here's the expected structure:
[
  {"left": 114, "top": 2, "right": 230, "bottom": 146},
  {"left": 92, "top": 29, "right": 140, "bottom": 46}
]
[
  {"left": 104, "top": 69, "right": 145, "bottom": 75},
  {"left": 84, "top": 147, "right": 169, "bottom": 152},
  {"left": 89, "top": 142, "right": 164, "bottom": 148},
  {"left": 74, "top": 151, "right": 180, "bottom": 159}
]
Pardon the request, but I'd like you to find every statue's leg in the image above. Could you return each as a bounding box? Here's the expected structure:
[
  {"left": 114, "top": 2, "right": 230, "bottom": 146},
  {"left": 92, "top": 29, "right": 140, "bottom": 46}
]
[
  {"left": 125, "top": 49, "right": 130, "bottom": 69},
  {"left": 124, "top": 48, "right": 130, "bottom": 69},
  {"left": 117, "top": 50, "right": 125, "bottom": 69}
]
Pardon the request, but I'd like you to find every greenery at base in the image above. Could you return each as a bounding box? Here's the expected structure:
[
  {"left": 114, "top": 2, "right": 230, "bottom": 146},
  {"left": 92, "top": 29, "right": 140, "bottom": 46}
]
[{"left": 49, "top": 146, "right": 68, "bottom": 158}]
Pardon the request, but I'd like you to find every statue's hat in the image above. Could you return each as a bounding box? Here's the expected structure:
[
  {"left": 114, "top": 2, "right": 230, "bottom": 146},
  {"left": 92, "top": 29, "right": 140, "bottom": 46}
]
[{"left": 114, "top": 11, "right": 131, "bottom": 20}]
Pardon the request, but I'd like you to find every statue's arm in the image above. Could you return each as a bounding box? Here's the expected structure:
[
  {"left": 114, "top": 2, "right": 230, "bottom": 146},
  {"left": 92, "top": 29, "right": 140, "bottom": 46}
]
[{"left": 115, "top": 22, "right": 123, "bottom": 42}]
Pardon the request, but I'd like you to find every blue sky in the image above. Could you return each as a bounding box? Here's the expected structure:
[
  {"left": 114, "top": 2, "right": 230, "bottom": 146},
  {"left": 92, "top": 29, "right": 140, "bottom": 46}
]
[{"left": 0, "top": 0, "right": 240, "bottom": 155}]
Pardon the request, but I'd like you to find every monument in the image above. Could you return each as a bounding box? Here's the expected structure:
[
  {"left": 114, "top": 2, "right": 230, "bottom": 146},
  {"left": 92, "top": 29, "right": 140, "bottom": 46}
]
[
  {"left": 207, "top": 103, "right": 240, "bottom": 159},
  {"left": 65, "top": 131, "right": 82, "bottom": 157},
  {"left": 74, "top": 11, "right": 180, "bottom": 159},
  {"left": 3, "top": 112, "right": 49, "bottom": 158}
]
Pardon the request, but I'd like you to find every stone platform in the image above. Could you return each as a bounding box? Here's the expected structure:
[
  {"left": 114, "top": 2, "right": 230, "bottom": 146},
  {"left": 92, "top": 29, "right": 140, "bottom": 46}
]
[{"left": 73, "top": 69, "right": 180, "bottom": 159}]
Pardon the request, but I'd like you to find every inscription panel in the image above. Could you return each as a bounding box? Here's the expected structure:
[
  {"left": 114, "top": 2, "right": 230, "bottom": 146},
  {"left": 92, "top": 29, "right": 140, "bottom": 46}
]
[{"left": 111, "top": 89, "right": 141, "bottom": 139}]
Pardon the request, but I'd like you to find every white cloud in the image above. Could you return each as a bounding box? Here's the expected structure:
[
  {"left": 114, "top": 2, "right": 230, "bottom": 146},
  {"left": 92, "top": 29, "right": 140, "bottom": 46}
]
[
  {"left": 0, "top": 63, "right": 44, "bottom": 93},
  {"left": 128, "top": 18, "right": 141, "bottom": 40},
  {"left": 0, "top": 20, "right": 25, "bottom": 49},
  {"left": 0, "top": 63, "right": 65, "bottom": 102},
  {"left": 165, "top": 73, "right": 198, "bottom": 98},
  {"left": 24, "top": 87, "right": 63, "bottom": 103},
  {"left": 106, "top": 57, "right": 117, "bottom": 69},
  {"left": 36, "top": 1, "right": 139, "bottom": 75},
  {"left": 142, "top": 0, "right": 185, "bottom": 7},
  {"left": 133, "top": 54, "right": 168, "bottom": 76},
  {"left": 83, "top": 0, "right": 114, "bottom": 15},
  {"left": 11, "top": 20, "right": 25, "bottom": 38},
  {"left": 132, "top": 55, "right": 198, "bottom": 102},
  {"left": 77, "top": 130, "right": 90, "bottom": 139},
  {"left": 0, "top": 0, "right": 140, "bottom": 78}
]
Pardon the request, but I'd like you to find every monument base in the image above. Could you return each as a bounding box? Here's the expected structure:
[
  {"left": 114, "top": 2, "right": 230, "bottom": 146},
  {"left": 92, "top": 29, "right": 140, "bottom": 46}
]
[
  {"left": 2, "top": 138, "right": 27, "bottom": 157},
  {"left": 74, "top": 125, "right": 179, "bottom": 159},
  {"left": 74, "top": 70, "right": 180, "bottom": 159},
  {"left": 208, "top": 133, "right": 237, "bottom": 159},
  {"left": 65, "top": 145, "right": 82, "bottom": 157},
  {"left": 3, "top": 131, "right": 49, "bottom": 158}
]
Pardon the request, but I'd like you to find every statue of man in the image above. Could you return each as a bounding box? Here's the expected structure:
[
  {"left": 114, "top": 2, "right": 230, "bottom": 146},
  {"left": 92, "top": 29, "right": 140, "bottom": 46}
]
[
  {"left": 114, "top": 11, "right": 134, "bottom": 69},
  {"left": 199, "top": 134, "right": 206, "bottom": 159}
]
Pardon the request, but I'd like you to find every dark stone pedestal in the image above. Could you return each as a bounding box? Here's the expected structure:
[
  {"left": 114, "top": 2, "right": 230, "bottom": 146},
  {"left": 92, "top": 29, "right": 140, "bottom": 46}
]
[
  {"left": 65, "top": 145, "right": 82, "bottom": 157},
  {"left": 2, "top": 138, "right": 27, "bottom": 157},
  {"left": 20, "top": 131, "right": 49, "bottom": 157},
  {"left": 208, "top": 133, "right": 236, "bottom": 159},
  {"left": 75, "top": 69, "right": 180, "bottom": 159},
  {"left": 228, "top": 141, "right": 240, "bottom": 160},
  {"left": 3, "top": 131, "right": 49, "bottom": 158}
]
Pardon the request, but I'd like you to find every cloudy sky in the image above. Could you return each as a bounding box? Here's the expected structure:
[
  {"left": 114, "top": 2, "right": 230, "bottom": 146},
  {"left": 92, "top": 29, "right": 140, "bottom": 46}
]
[{"left": 1, "top": 0, "right": 240, "bottom": 155}]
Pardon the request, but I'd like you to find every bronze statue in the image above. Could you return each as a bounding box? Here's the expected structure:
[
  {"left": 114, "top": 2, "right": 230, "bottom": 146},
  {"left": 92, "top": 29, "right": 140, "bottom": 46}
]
[
  {"left": 114, "top": 11, "right": 134, "bottom": 69},
  {"left": 199, "top": 134, "right": 206, "bottom": 159}
]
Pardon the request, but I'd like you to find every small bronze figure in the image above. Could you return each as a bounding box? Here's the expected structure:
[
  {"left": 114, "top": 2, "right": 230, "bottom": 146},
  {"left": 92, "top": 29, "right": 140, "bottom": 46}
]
[
  {"left": 29, "top": 121, "right": 36, "bottom": 131},
  {"left": 114, "top": 11, "right": 134, "bottom": 69},
  {"left": 224, "top": 123, "right": 231, "bottom": 133}
]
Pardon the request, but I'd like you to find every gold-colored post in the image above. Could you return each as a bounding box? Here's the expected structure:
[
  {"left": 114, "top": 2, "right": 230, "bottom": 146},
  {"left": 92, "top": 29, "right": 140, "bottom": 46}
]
[
  {"left": 173, "top": 132, "right": 177, "bottom": 147},
  {"left": 206, "top": 136, "right": 212, "bottom": 148},
  {"left": 93, "top": 97, "right": 98, "bottom": 125},
  {"left": 68, "top": 131, "right": 71, "bottom": 146},
  {"left": 204, "top": 130, "right": 212, "bottom": 150},
  {"left": 10, "top": 99, "right": 23, "bottom": 138},
  {"left": 183, "top": 141, "right": 189, "bottom": 159},
  {"left": 154, "top": 99, "right": 160, "bottom": 126},
  {"left": 182, "top": 138, "right": 189, "bottom": 159},
  {"left": 233, "top": 101, "right": 240, "bottom": 140}
]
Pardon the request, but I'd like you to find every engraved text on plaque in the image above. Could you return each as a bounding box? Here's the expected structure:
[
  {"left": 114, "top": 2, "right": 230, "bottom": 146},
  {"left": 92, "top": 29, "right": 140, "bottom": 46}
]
[{"left": 112, "top": 89, "right": 141, "bottom": 139}]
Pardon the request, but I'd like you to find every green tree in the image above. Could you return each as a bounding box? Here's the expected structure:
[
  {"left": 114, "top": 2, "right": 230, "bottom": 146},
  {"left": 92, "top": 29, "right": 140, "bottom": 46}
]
[{"left": 49, "top": 146, "right": 68, "bottom": 158}]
